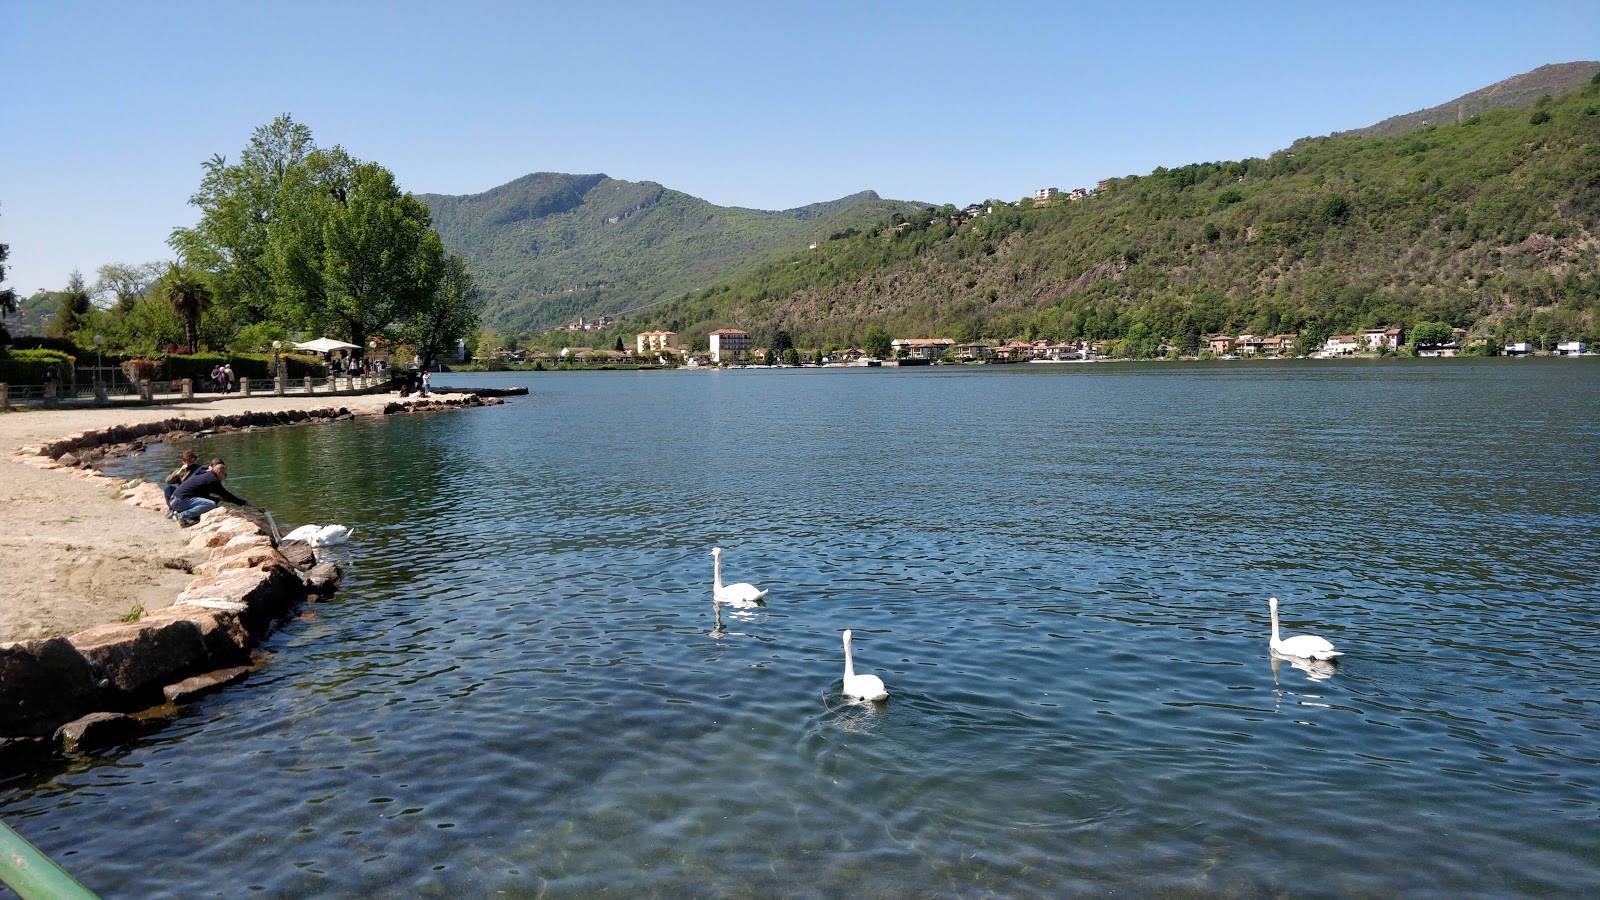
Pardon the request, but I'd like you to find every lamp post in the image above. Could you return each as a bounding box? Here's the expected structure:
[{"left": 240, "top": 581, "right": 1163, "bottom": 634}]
[
  {"left": 272, "top": 340, "right": 283, "bottom": 395},
  {"left": 92, "top": 334, "right": 106, "bottom": 403}
]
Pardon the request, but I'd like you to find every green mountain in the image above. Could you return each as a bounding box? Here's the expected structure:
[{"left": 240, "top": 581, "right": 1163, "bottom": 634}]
[
  {"left": 621, "top": 70, "right": 1600, "bottom": 353},
  {"left": 416, "top": 174, "right": 926, "bottom": 333}
]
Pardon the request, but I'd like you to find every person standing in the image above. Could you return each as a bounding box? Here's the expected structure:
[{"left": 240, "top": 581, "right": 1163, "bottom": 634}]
[
  {"left": 421, "top": 370, "right": 432, "bottom": 396},
  {"left": 168, "top": 458, "right": 253, "bottom": 527}
]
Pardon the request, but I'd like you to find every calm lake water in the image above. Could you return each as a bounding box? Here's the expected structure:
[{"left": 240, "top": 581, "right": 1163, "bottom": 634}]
[{"left": 6, "top": 359, "right": 1599, "bottom": 898}]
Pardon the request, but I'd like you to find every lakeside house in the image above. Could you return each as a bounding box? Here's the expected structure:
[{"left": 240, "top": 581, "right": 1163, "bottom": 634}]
[
  {"left": 890, "top": 338, "right": 955, "bottom": 361},
  {"left": 1555, "top": 340, "right": 1589, "bottom": 356},
  {"left": 1363, "top": 327, "right": 1404, "bottom": 351},
  {"left": 635, "top": 330, "right": 678, "bottom": 354},
  {"left": 709, "top": 329, "right": 751, "bottom": 364},
  {"left": 1505, "top": 341, "right": 1533, "bottom": 356},
  {"left": 1321, "top": 335, "right": 1361, "bottom": 356}
]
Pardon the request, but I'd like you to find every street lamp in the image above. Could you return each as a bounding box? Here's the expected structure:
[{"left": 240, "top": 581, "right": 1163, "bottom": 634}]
[
  {"left": 93, "top": 334, "right": 105, "bottom": 403},
  {"left": 272, "top": 340, "right": 283, "bottom": 395}
]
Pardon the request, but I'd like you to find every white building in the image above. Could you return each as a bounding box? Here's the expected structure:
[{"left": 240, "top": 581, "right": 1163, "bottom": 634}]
[
  {"left": 1555, "top": 340, "right": 1588, "bottom": 356},
  {"left": 709, "top": 329, "right": 751, "bottom": 364}
]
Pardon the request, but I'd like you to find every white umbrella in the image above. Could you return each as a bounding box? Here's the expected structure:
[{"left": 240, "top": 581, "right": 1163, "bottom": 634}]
[{"left": 292, "top": 337, "right": 361, "bottom": 354}]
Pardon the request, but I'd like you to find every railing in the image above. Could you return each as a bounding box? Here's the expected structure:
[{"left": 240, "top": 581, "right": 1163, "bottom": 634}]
[
  {"left": 0, "top": 375, "right": 390, "bottom": 408},
  {"left": 0, "top": 819, "right": 100, "bottom": 899}
]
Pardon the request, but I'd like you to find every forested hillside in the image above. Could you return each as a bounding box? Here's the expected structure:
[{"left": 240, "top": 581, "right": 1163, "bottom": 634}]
[
  {"left": 624, "top": 78, "right": 1600, "bottom": 355},
  {"left": 1335, "top": 61, "right": 1599, "bottom": 140},
  {"left": 416, "top": 174, "right": 926, "bottom": 333}
]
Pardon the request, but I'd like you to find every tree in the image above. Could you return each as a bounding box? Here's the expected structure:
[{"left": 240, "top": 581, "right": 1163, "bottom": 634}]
[
  {"left": 47, "top": 271, "right": 92, "bottom": 339},
  {"left": 95, "top": 261, "right": 165, "bottom": 313},
  {"left": 475, "top": 325, "right": 503, "bottom": 360},
  {"left": 399, "top": 253, "right": 482, "bottom": 372},
  {"left": 158, "top": 263, "right": 213, "bottom": 353},
  {"left": 1409, "top": 321, "right": 1454, "bottom": 349},
  {"left": 171, "top": 115, "right": 316, "bottom": 324},
  {"left": 270, "top": 154, "right": 445, "bottom": 351},
  {"left": 863, "top": 324, "right": 892, "bottom": 359},
  {"left": 0, "top": 225, "right": 16, "bottom": 346}
]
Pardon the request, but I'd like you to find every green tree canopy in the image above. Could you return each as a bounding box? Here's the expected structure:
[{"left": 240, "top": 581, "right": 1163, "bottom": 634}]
[
  {"left": 863, "top": 324, "right": 892, "bottom": 358},
  {"left": 157, "top": 263, "right": 213, "bottom": 354},
  {"left": 47, "top": 271, "right": 92, "bottom": 339}
]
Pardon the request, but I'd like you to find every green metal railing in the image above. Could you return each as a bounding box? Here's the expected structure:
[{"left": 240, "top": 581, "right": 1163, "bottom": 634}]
[{"left": 0, "top": 819, "right": 100, "bottom": 899}]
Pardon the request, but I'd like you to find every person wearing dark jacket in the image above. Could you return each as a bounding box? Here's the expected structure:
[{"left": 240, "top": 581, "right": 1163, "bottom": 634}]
[
  {"left": 160, "top": 449, "right": 202, "bottom": 512},
  {"left": 169, "top": 458, "right": 252, "bottom": 527}
]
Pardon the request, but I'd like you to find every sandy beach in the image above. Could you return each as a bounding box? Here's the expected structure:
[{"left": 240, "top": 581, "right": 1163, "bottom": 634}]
[{"left": 0, "top": 394, "right": 413, "bottom": 643}]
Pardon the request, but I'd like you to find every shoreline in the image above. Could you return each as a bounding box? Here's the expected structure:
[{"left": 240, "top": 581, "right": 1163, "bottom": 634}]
[
  {"left": 0, "top": 390, "right": 505, "bottom": 756},
  {"left": 0, "top": 392, "right": 481, "bottom": 643}
]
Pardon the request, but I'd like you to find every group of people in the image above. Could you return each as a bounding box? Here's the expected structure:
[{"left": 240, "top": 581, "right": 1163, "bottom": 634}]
[
  {"left": 210, "top": 364, "right": 237, "bottom": 393},
  {"left": 160, "top": 449, "right": 254, "bottom": 527}
]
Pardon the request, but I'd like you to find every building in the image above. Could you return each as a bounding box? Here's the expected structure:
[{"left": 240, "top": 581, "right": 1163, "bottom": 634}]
[
  {"left": 1321, "top": 335, "right": 1360, "bottom": 356},
  {"left": 1504, "top": 341, "right": 1532, "bottom": 356},
  {"left": 636, "top": 330, "right": 678, "bottom": 354},
  {"left": 1033, "top": 187, "right": 1059, "bottom": 203},
  {"left": 890, "top": 338, "right": 955, "bottom": 361},
  {"left": 1555, "top": 340, "right": 1589, "bottom": 356},
  {"left": 1363, "top": 328, "right": 1404, "bottom": 351},
  {"left": 709, "top": 329, "right": 751, "bottom": 364},
  {"left": 1207, "top": 336, "right": 1237, "bottom": 355}
]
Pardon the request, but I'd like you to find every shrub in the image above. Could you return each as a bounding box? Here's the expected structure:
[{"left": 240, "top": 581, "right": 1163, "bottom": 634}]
[{"left": 0, "top": 349, "right": 77, "bottom": 385}]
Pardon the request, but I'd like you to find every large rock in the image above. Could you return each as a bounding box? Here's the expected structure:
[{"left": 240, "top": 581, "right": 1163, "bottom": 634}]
[
  {"left": 0, "top": 638, "right": 105, "bottom": 736},
  {"left": 136, "top": 606, "right": 252, "bottom": 666},
  {"left": 56, "top": 711, "right": 142, "bottom": 753},
  {"left": 163, "top": 666, "right": 251, "bottom": 704},
  {"left": 69, "top": 618, "right": 222, "bottom": 706}
]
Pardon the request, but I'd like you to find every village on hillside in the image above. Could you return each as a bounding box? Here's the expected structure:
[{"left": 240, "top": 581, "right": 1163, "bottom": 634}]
[{"left": 478, "top": 325, "right": 1591, "bottom": 368}]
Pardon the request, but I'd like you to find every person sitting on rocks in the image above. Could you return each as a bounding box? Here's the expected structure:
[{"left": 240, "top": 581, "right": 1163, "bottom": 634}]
[
  {"left": 168, "top": 458, "right": 253, "bottom": 527},
  {"left": 159, "top": 449, "right": 202, "bottom": 513}
]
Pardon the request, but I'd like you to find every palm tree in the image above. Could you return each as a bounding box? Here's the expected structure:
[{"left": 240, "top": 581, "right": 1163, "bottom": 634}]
[{"left": 160, "top": 262, "right": 212, "bottom": 354}]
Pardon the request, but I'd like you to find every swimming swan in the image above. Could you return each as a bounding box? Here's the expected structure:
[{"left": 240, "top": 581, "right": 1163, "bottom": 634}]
[
  {"left": 1268, "top": 597, "right": 1343, "bottom": 661},
  {"left": 710, "top": 547, "right": 767, "bottom": 607},
  {"left": 283, "top": 524, "right": 355, "bottom": 548},
  {"left": 841, "top": 629, "right": 888, "bottom": 701}
]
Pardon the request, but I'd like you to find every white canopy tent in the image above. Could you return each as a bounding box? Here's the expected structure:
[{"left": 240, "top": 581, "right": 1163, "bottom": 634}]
[{"left": 292, "top": 338, "right": 361, "bottom": 354}]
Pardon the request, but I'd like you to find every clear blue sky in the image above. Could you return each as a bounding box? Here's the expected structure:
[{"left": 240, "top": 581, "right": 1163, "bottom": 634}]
[{"left": 4, "top": 1, "right": 1597, "bottom": 296}]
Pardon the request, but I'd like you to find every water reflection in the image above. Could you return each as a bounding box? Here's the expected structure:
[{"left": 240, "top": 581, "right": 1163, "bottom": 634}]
[{"left": 1271, "top": 649, "right": 1340, "bottom": 682}]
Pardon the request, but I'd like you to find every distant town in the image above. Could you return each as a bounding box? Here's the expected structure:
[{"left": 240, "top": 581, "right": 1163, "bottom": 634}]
[{"left": 480, "top": 324, "right": 1591, "bottom": 368}]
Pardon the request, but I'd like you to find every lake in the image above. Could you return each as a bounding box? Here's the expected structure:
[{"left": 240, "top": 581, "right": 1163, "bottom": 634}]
[{"left": 5, "top": 359, "right": 1598, "bottom": 898}]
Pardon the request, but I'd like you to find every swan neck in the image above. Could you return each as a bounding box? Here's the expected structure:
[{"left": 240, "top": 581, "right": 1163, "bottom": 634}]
[
  {"left": 712, "top": 555, "right": 723, "bottom": 590},
  {"left": 1269, "top": 602, "right": 1281, "bottom": 642},
  {"left": 842, "top": 636, "right": 856, "bottom": 678}
]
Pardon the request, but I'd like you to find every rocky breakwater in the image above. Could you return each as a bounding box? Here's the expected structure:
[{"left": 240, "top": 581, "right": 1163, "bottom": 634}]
[
  {"left": 0, "top": 503, "right": 337, "bottom": 763},
  {"left": 0, "top": 407, "right": 367, "bottom": 764},
  {"left": 0, "top": 396, "right": 502, "bottom": 764}
]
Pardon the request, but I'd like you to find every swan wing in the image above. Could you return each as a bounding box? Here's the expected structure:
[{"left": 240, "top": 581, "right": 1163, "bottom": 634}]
[
  {"left": 844, "top": 673, "right": 888, "bottom": 701},
  {"left": 316, "top": 525, "right": 352, "bottom": 545},
  {"left": 715, "top": 582, "right": 767, "bottom": 607},
  {"left": 1275, "top": 633, "right": 1342, "bottom": 659},
  {"left": 283, "top": 524, "right": 322, "bottom": 542}
]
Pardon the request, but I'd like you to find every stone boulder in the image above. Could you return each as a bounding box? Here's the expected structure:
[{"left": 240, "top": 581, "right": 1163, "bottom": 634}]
[
  {"left": 69, "top": 617, "right": 228, "bottom": 707},
  {"left": 56, "top": 711, "right": 143, "bottom": 753},
  {"left": 163, "top": 666, "right": 251, "bottom": 704},
  {"left": 0, "top": 638, "right": 105, "bottom": 736}
]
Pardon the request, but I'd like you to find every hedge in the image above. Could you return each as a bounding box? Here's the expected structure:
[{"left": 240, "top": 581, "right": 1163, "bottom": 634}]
[{"left": 0, "top": 349, "right": 77, "bottom": 386}]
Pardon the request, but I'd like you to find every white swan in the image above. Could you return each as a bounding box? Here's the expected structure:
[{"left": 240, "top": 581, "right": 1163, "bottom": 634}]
[
  {"left": 282, "top": 524, "right": 322, "bottom": 543},
  {"left": 1268, "top": 597, "right": 1343, "bottom": 660},
  {"left": 314, "top": 524, "right": 353, "bottom": 546},
  {"left": 282, "top": 524, "right": 354, "bottom": 548},
  {"left": 841, "top": 629, "right": 888, "bottom": 701},
  {"left": 710, "top": 547, "right": 767, "bottom": 607}
]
